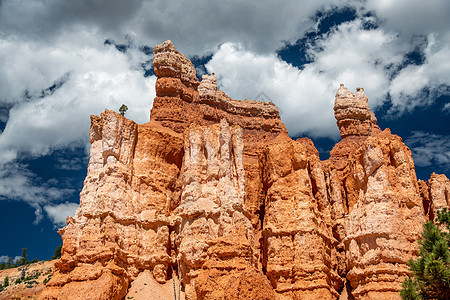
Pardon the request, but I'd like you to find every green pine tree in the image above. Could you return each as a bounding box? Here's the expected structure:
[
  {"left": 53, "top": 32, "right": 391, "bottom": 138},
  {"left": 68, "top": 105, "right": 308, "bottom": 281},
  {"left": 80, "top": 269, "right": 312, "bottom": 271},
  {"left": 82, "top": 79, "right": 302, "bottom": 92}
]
[
  {"left": 52, "top": 245, "right": 62, "bottom": 259},
  {"left": 400, "top": 208, "right": 450, "bottom": 300},
  {"left": 6, "top": 257, "right": 13, "bottom": 269},
  {"left": 20, "top": 248, "right": 29, "bottom": 266},
  {"left": 119, "top": 104, "right": 128, "bottom": 116}
]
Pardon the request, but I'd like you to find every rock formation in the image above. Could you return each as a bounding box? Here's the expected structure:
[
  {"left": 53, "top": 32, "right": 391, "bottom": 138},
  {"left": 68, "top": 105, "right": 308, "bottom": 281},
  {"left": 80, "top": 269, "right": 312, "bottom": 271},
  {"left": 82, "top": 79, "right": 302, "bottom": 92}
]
[
  {"left": 39, "top": 41, "right": 450, "bottom": 300},
  {"left": 261, "top": 134, "right": 342, "bottom": 299},
  {"left": 0, "top": 260, "right": 54, "bottom": 300}
]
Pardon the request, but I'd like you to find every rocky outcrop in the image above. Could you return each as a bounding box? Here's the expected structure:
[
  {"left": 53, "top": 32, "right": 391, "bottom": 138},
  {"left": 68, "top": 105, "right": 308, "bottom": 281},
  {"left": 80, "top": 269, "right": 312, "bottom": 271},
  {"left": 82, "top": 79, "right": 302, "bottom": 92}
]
[
  {"left": 175, "top": 119, "right": 274, "bottom": 299},
  {"left": 40, "top": 111, "right": 184, "bottom": 300},
  {"left": 40, "top": 41, "right": 449, "bottom": 300},
  {"left": 261, "top": 134, "right": 342, "bottom": 299},
  {"left": 0, "top": 260, "right": 55, "bottom": 300},
  {"left": 341, "top": 131, "right": 425, "bottom": 299},
  {"left": 334, "top": 84, "right": 380, "bottom": 138},
  {"left": 151, "top": 40, "right": 287, "bottom": 233},
  {"left": 418, "top": 173, "right": 450, "bottom": 223},
  {"left": 329, "top": 86, "right": 428, "bottom": 299}
]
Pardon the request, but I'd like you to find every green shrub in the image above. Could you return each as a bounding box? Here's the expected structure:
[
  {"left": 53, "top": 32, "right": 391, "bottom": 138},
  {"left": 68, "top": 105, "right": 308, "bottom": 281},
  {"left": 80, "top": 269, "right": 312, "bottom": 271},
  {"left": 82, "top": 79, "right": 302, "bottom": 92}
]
[
  {"left": 400, "top": 208, "right": 450, "bottom": 299},
  {"left": 52, "top": 245, "right": 62, "bottom": 260},
  {"left": 43, "top": 276, "right": 51, "bottom": 285}
]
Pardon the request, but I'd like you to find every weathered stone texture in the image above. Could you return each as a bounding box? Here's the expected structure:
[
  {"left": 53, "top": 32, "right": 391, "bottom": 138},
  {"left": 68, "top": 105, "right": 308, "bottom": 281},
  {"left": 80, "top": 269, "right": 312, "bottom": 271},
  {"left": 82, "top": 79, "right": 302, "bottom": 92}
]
[
  {"left": 175, "top": 119, "right": 270, "bottom": 299},
  {"left": 40, "top": 41, "right": 449, "bottom": 300},
  {"left": 261, "top": 134, "right": 342, "bottom": 299},
  {"left": 40, "top": 110, "right": 184, "bottom": 299},
  {"left": 334, "top": 84, "right": 380, "bottom": 139},
  {"left": 150, "top": 40, "right": 287, "bottom": 232},
  {"left": 342, "top": 131, "right": 425, "bottom": 299}
]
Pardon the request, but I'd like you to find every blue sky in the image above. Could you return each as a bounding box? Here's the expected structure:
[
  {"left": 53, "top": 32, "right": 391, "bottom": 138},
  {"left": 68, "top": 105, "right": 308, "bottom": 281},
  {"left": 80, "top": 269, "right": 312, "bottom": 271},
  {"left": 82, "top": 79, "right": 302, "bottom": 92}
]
[{"left": 0, "top": 0, "right": 449, "bottom": 262}]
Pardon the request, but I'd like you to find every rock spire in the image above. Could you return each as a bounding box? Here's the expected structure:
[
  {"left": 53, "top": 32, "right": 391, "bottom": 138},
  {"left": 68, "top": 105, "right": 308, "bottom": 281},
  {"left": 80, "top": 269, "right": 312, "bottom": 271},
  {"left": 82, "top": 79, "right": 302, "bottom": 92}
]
[{"left": 39, "top": 41, "right": 449, "bottom": 300}]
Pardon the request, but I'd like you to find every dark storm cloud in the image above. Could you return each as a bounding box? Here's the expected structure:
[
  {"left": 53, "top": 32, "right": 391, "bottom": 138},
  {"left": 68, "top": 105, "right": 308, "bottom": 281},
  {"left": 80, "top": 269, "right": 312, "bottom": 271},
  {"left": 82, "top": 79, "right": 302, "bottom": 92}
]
[
  {"left": 0, "top": 0, "right": 144, "bottom": 41},
  {"left": 0, "top": 0, "right": 339, "bottom": 55}
]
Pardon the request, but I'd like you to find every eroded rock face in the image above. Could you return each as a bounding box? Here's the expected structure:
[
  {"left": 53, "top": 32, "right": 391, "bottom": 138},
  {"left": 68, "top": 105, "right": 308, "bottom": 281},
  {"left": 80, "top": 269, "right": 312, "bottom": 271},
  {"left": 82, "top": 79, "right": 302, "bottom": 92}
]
[
  {"left": 334, "top": 84, "right": 380, "bottom": 138},
  {"left": 330, "top": 86, "right": 428, "bottom": 299},
  {"left": 40, "top": 110, "right": 184, "bottom": 299},
  {"left": 418, "top": 173, "right": 450, "bottom": 224},
  {"left": 175, "top": 119, "right": 271, "bottom": 299},
  {"left": 151, "top": 40, "right": 287, "bottom": 232},
  {"left": 343, "top": 131, "right": 425, "bottom": 299},
  {"left": 40, "top": 41, "right": 449, "bottom": 300},
  {"left": 428, "top": 173, "right": 450, "bottom": 215},
  {"left": 261, "top": 134, "right": 342, "bottom": 299}
]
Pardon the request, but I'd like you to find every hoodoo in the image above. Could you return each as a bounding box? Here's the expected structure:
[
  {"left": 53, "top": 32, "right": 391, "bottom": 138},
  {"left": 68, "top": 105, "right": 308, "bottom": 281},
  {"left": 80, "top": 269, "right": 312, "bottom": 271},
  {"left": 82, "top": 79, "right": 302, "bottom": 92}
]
[{"left": 40, "top": 41, "right": 449, "bottom": 300}]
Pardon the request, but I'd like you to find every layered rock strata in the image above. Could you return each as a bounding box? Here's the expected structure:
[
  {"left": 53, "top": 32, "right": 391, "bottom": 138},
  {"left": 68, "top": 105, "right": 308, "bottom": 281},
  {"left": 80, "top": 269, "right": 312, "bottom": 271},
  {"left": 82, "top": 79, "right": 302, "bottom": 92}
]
[
  {"left": 330, "top": 85, "right": 428, "bottom": 299},
  {"left": 175, "top": 119, "right": 275, "bottom": 299},
  {"left": 40, "top": 111, "right": 184, "bottom": 299},
  {"left": 341, "top": 132, "right": 425, "bottom": 299},
  {"left": 261, "top": 134, "right": 342, "bottom": 299},
  {"left": 40, "top": 41, "right": 450, "bottom": 300},
  {"left": 151, "top": 40, "right": 287, "bottom": 232}
]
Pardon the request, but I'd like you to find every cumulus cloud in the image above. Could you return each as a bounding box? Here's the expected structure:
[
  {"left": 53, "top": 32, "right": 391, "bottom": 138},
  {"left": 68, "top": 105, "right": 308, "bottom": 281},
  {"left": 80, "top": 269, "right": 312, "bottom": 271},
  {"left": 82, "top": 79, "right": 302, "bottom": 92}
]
[
  {"left": 206, "top": 19, "right": 403, "bottom": 138},
  {"left": 389, "top": 34, "right": 450, "bottom": 111},
  {"left": 0, "top": 34, "right": 156, "bottom": 163},
  {"left": 1, "top": 0, "right": 450, "bottom": 225},
  {"left": 0, "top": 162, "right": 75, "bottom": 223},
  {"left": 44, "top": 202, "right": 79, "bottom": 227},
  {"left": 0, "top": 0, "right": 349, "bottom": 55},
  {"left": 0, "top": 26, "right": 155, "bottom": 224},
  {"left": 405, "top": 131, "right": 450, "bottom": 170},
  {"left": 364, "top": 0, "right": 450, "bottom": 37}
]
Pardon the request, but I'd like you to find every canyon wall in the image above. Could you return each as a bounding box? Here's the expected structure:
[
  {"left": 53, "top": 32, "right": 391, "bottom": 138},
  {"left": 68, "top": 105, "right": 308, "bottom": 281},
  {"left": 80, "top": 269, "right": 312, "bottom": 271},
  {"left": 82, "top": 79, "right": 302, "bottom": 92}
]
[{"left": 40, "top": 41, "right": 449, "bottom": 300}]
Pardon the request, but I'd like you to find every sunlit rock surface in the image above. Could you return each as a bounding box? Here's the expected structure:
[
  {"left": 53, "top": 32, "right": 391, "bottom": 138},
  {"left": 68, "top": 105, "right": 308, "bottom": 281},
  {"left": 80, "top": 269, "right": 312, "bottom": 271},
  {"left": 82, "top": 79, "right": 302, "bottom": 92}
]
[{"left": 39, "top": 41, "right": 449, "bottom": 300}]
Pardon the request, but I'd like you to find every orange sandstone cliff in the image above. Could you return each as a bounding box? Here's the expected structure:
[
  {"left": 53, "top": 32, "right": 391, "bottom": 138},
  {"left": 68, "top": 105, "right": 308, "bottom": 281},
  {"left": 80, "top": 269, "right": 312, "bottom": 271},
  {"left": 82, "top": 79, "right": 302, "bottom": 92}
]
[{"left": 39, "top": 41, "right": 449, "bottom": 300}]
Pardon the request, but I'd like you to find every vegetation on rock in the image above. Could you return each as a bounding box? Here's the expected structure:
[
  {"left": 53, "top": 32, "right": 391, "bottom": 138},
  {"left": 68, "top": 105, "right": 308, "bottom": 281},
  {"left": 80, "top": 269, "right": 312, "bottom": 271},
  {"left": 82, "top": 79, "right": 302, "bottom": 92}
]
[
  {"left": 51, "top": 245, "right": 62, "bottom": 259},
  {"left": 0, "top": 248, "right": 39, "bottom": 270},
  {"left": 119, "top": 104, "right": 128, "bottom": 116},
  {"left": 400, "top": 208, "right": 450, "bottom": 299}
]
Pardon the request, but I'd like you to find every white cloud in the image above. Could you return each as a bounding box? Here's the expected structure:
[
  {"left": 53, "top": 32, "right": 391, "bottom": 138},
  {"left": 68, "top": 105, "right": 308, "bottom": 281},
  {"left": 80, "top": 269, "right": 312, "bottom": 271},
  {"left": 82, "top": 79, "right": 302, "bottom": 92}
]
[
  {"left": 0, "top": 31, "right": 156, "bottom": 223},
  {"left": 0, "top": 8, "right": 159, "bottom": 224},
  {"left": 206, "top": 42, "right": 338, "bottom": 138},
  {"left": 364, "top": 0, "right": 450, "bottom": 37},
  {"left": 0, "top": 34, "right": 156, "bottom": 164},
  {"left": 0, "top": 162, "right": 75, "bottom": 223},
  {"left": 389, "top": 34, "right": 450, "bottom": 111},
  {"left": 0, "top": 255, "right": 27, "bottom": 263},
  {"left": 0, "top": 163, "right": 71, "bottom": 203},
  {"left": 0, "top": 0, "right": 349, "bottom": 56},
  {"left": 1, "top": 0, "right": 450, "bottom": 225},
  {"left": 206, "top": 19, "right": 403, "bottom": 138},
  {"left": 405, "top": 131, "right": 450, "bottom": 170},
  {"left": 44, "top": 202, "right": 79, "bottom": 227},
  {"left": 444, "top": 103, "right": 450, "bottom": 113}
]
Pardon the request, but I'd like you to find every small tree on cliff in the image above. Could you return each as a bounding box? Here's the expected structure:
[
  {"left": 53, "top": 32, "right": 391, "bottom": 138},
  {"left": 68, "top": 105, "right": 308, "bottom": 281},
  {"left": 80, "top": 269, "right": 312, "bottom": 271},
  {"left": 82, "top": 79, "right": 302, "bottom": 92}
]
[
  {"left": 400, "top": 208, "right": 450, "bottom": 300},
  {"left": 52, "top": 245, "right": 62, "bottom": 259},
  {"left": 119, "top": 104, "right": 128, "bottom": 116},
  {"left": 20, "top": 248, "right": 29, "bottom": 266}
]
